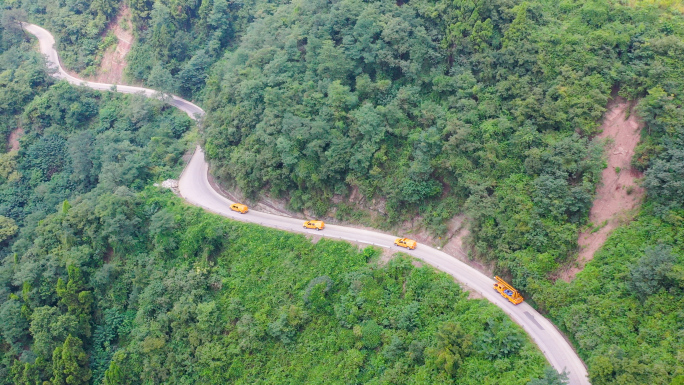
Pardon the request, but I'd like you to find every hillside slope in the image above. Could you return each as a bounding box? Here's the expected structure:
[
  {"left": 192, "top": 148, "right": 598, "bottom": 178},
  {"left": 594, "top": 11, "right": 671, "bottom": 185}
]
[
  {"left": 0, "top": 17, "right": 556, "bottom": 385},
  {"left": 21, "top": 21, "right": 588, "bottom": 384},
  {"left": 567, "top": 97, "right": 645, "bottom": 280},
  {"left": 6, "top": 0, "right": 684, "bottom": 383}
]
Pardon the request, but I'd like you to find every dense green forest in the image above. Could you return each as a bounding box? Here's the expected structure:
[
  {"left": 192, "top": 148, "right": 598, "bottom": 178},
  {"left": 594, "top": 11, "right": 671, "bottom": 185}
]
[
  {"left": 535, "top": 205, "right": 684, "bottom": 385},
  {"left": 1, "top": 189, "right": 550, "bottom": 384},
  {"left": 4, "top": 0, "right": 684, "bottom": 383},
  {"left": 0, "top": 21, "right": 192, "bottom": 230},
  {"left": 0, "top": 10, "right": 561, "bottom": 385},
  {"left": 199, "top": 0, "right": 684, "bottom": 295}
]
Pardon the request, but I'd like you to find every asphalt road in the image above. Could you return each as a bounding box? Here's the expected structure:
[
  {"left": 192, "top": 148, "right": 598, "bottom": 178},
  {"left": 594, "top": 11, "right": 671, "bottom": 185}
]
[{"left": 24, "top": 22, "right": 590, "bottom": 385}]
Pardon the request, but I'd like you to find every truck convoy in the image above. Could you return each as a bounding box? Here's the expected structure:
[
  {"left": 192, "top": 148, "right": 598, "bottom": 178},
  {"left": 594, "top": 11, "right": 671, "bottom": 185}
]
[
  {"left": 493, "top": 276, "right": 524, "bottom": 305},
  {"left": 225, "top": 208, "right": 522, "bottom": 307},
  {"left": 222, "top": 205, "right": 523, "bottom": 308}
]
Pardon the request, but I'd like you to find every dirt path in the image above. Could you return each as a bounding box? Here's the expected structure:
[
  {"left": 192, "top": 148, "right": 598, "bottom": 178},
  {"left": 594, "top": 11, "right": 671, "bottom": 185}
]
[
  {"left": 89, "top": 5, "right": 133, "bottom": 84},
  {"left": 562, "top": 97, "right": 645, "bottom": 281},
  {"left": 56, "top": 6, "right": 133, "bottom": 84},
  {"left": 7, "top": 127, "right": 23, "bottom": 151},
  {"left": 50, "top": 6, "right": 137, "bottom": 85}
]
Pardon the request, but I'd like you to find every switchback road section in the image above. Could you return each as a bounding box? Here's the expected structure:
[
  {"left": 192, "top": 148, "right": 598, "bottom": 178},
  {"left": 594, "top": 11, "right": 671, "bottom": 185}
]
[{"left": 23, "top": 22, "right": 589, "bottom": 385}]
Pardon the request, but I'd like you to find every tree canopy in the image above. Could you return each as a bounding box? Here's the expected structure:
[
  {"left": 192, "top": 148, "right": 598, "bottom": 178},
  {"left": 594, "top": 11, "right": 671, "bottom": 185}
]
[
  {"left": 4, "top": 0, "right": 684, "bottom": 383},
  {"left": 0, "top": 8, "right": 554, "bottom": 384}
]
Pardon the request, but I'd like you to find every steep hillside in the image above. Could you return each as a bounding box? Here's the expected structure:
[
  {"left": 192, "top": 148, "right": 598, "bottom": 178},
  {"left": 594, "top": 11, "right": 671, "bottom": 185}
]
[
  {"left": 536, "top": 206, "right": 684, "bottom": 384},
  {"left": 567, "top": 97, "right": 645, "bottom": 280},
  {"left": 0, "top": 16, "right": 555, "bottom": 385},
  {"left": 198, "top": 0, "right": 684, "bottom": 294},
  {"left": 89, "top": 5, "right": 134, "bottom": 84},
  {"left": 5, "top": 0, "right": 684, "bottom": 383}
]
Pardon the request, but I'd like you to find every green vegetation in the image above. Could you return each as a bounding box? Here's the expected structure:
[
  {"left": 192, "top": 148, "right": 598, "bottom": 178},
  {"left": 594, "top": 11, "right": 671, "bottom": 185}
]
[
  {"left": 197, "top": 0, "right": 684, "bottom": 294},
  {"left": 526, "top": 2, "right": 684, "bottom": 381},
  {"left": 0, "top": 185, "right": 549, "bottom": 384},
  {"left": 529, "top": 4, "right": 684, "bottom": 379},
  {"left": 535, "top": 205, "right": 684, "bottom": 384},
  {"left": 4, "top": 0, "right": 278, "bottom": 99},
  {"left": 0, "top": 68, "right": 191, "bottom": 233},
  {"left": 199, "top": 0, "right": 620, "bottom": 291},
  {"left": 5, "top": 0, "right": 684, "bottom": 383},
  {"left": 5, "top": 0, "right": 120, "bottom": 75},
  {"left": 14, "top": 0, "right": 684, "bottom": 291},
  {"left": 630, "top": 0, "right": 684, "bottom": 13},
  {"left": 9, "top": 0, "right": 684, "bottom": 290},
  {"left": 201, "top": 1, "right": 684, "bottom": 382},
  {"left": 0, "top": 12, "right": 557, "bottom": 384}
]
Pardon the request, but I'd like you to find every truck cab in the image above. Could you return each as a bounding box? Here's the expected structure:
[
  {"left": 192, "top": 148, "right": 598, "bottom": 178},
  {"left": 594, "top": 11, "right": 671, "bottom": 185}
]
[
  {"left": 230, "top": 203, "right": 249, "bottom": 214},
  {"left": 394, "top": 238, "right": 417, "bottom": 250},
  {"left": 493, "top": 276, "right": 524, "bottom": 305},
  {"left": 303, "top": 220, "right": 325, "bottom": 230}
]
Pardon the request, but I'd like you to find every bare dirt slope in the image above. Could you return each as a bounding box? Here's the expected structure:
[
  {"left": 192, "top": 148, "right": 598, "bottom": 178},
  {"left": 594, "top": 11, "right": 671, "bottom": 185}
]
[
  {"left": 88, "top": 6, "right": 133, "bottom": 84},
  {"left": 563, "top": 97, "right": 645, "bottom": 281},
  {"left": 7, "top": 127, "right": 23, "bottom": 151}
]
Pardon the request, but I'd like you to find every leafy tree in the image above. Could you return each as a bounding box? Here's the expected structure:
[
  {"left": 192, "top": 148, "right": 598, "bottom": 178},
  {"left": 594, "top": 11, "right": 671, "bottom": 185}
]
[
  {"left": 303, "top": 275, "right": 333, "bottom": 312},
  {"left": 429, "top": 321, "right": 472, "bottom": 377},
  {"left": 103, "top": 361, "right": 123, "bottom": 385},
  {"left": 361, "top": 319, "right": 382, "bottom": 349},
  {"left": 0, "top": 9, "right": 28, "bottom": 42},
  {"left": 644, "top": 146, "right": 684, "bottom": 208},
  {"left": 527, "top": 367, "right": 569, "bottom": 385},
  {"left": 479, "top": 318, "right": 524, "bottom": 360},
  {"left": 177, "top": 48, "right": 213, "bottom": 97},
  {"left": 0, "top": 299, "right": 29, "bottom": 354},
  {"left": 56, "top": 266, "right": 93, "bottom": 327},
  {"left": 236, "top": 313, "right": 264, "bottom": 352},
  {"left": 147, "top": 63, "right": 175, "bottom": 95},
  {"left": 407, "top": 339, "right": 427, "bottom": 365},
  {"left": 628, "top": 245, "right": 676, "bottom": 300},
  {"left": 382, "top": 335, "right": 405, "bottom": 362},
  {"left": 10, "top": 357, "right": 48, "bottom": 385},
  {"left": 0, "top": 215, "right": 18, "bottom": 243},
  {"left": 30, "top": 306, "right": 78, "bottom": 359},
  {"left": 50, "top": 335, "right": 92, "bottom": 385}
]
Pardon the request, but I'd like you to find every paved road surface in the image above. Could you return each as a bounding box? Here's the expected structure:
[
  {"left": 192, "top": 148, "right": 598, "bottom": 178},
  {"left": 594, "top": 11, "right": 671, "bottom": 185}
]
[
  {"left": 22, "top": 23, "right": 204, "bottom": 119},
  {"left": 23, "top": 22, "right": 590, "bottom": 385}
]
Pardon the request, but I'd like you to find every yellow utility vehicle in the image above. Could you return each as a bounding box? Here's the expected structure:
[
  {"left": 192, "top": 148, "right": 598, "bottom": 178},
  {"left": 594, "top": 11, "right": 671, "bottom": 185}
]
[
  {"left": 493, "top": 276, "right": 523, "bottom": 305},
  {"left": 303, "top": 220, "right": 325, "bottom": 230},
  {"left": 230, "top": 203, "right": 249, "bottom": 214},
  {"left": 394, "top": 238, "right": 417, "bottom": 250}
]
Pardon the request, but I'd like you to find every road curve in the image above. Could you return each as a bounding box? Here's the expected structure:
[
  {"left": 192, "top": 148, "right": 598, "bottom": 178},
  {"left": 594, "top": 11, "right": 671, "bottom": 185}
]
[
  {"left": 23, "top": 22, "right": 589, "bottom": 385},
  {"left": 22, "top": 23, "right": 204, "bottom": 119}
]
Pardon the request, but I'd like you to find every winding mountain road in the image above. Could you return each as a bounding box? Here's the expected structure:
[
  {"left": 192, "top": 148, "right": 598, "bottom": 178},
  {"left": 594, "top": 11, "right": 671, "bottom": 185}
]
[{"left": 23, "top": 22, "right": 590, "bottom": 385}]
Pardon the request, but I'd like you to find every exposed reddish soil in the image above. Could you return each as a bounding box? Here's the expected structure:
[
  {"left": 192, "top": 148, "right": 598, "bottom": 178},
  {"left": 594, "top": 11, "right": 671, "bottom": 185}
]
[
  {"left": 62, "top": 5, "right": 134, "bottom": 84},
  {"left": 58, "top": 6, "right": 133, "bottom": 83},
  {"left": 561, "top": 97, "right": 645, "bottom": 281},
  {"left": 92, "top": 6, "right": 133, "bottom": 84},
  {"left": 7, "top": 127, "right": 23, "bottom": 151}
]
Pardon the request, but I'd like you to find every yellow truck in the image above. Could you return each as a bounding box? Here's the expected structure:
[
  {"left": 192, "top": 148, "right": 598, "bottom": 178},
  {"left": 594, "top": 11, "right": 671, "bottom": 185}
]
[
  {"left": 493, "top": 276, "right": 523, "bottom": 305},
  {"left": 303, "top": 220, "right": 325, "bottom": 230},
  {"left": 394, "top": 238, "right": 417, "bottom": 250},
  {"left": 230, "top": 203, "right": 249, "bottom": 214}
]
